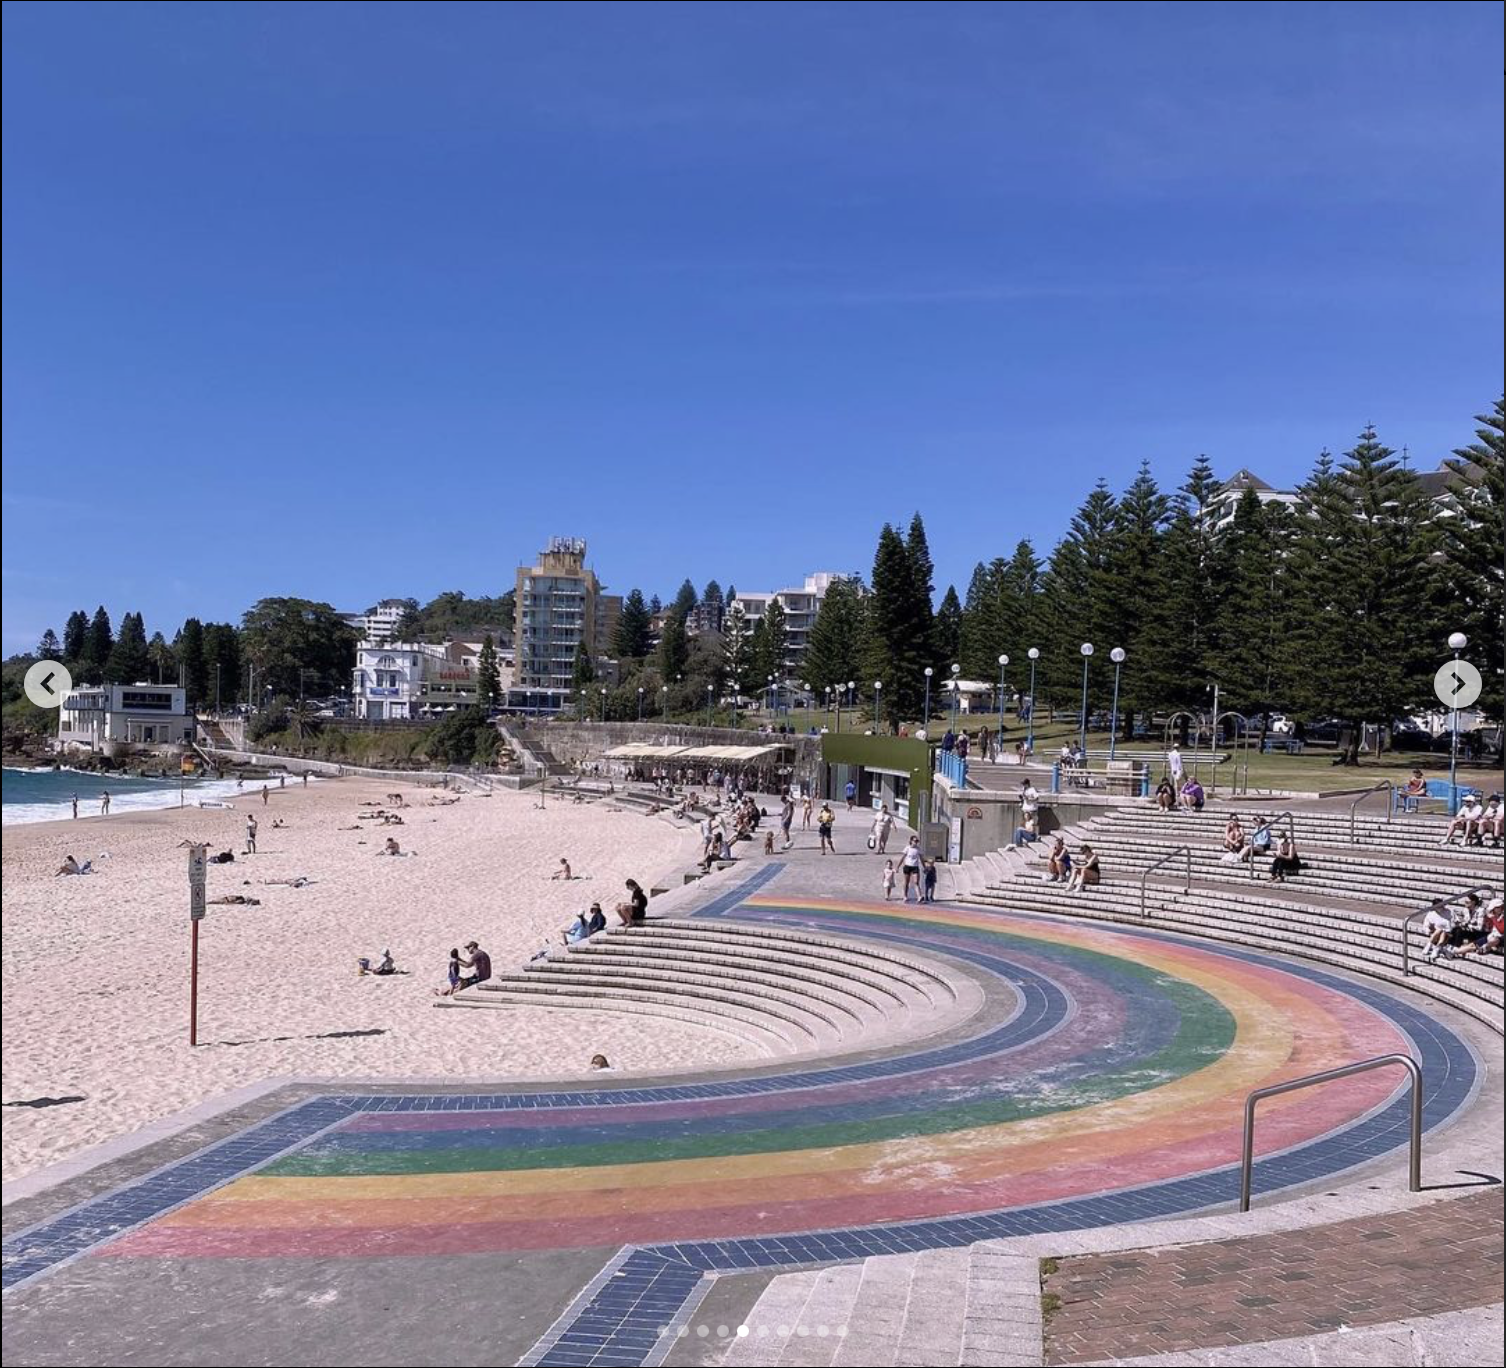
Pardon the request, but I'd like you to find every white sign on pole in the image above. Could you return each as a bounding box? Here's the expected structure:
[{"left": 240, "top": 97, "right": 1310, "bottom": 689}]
[{"left": 188, "top": 844, "right": 208, "bottom": 921}]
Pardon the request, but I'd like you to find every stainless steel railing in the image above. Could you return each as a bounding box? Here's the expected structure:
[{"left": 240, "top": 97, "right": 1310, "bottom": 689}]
[
  {"left": 1348, "top": 781, "right": 1396, "bottom": 844},
  {"left": 1140, "top": 845, "right": 1193, "bottom": 917},
  {"left": 1247, "top": 809, "right": 1296, "bottom": 879},
  {"left": 1240, "top": 1054, "right": 1422, "bottom": 1211}
]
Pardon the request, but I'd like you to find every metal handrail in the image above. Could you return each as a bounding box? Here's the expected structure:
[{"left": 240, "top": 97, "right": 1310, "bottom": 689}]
[
  {"left": 1247, "top": 809, "right": 1296, "bottom": 879},
  {"left": 1348, "top": 781, "right": 1396, "bottom": 844},
  {"left": 1140, "top": 845, "right": 1193, "bottom": 917},
  {"left": 1402, "top": 885, "right": 1499, "bottom": 976},
  {"left": 1240, "top": 1054, "right": 1422, "bottom": 1211}
]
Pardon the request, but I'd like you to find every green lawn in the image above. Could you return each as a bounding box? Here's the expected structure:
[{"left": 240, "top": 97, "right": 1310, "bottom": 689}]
[{"left": 702, "top": 705, "right": 1498, "bottom": 797}]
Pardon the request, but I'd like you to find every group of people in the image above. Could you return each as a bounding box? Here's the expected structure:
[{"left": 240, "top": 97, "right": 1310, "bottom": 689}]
[
  {"left": 1442, "top": 791, "right": 1504, "bottom": 848},
  {"left": 1153, "top": 776, "right": 1206, "bottom": 811},
  {"left": 68, "top": 791, "right": 111, "bottom": 819},
  {"left": 881, "top": 835, "right": 939, "bottom": 902},
  {"left": 1423, "top": 892, "right": 1506, "bottom": 964},
  {"left": 1041, "top": 835, "right": 1101, "bottom": 892}
]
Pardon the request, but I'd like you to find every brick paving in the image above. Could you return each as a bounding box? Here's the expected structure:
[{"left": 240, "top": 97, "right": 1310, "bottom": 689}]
[{"left": 1042, "top": 1186, "right": 1505, "bottom": 1364}]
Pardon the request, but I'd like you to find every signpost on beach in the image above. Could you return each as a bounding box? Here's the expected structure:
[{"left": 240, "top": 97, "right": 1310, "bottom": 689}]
[{"left": 188, "top": 844, "right": 207, "bottom": 1046}]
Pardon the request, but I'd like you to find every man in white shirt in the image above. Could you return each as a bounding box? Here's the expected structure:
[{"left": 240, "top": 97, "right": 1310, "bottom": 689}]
[
  {"left": 1167, "top": 746, "right": 1184, "bottom": 783},
  {"left": 1443, "top": 793, "right": 1484, "bottom": 846}
]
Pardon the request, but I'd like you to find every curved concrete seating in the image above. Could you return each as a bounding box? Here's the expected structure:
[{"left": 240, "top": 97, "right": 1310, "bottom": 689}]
[
  {"left": 439, "top": 918, "right": 973, "bottom": 1059},
  {"left": 964, "top": 876, "right": 1504, "bottom": 1035},
  {"left": 1103, "top": 805, "right": 1503, "bottom": 866}
]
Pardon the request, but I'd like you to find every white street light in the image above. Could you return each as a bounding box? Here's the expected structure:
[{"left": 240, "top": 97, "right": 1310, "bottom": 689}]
[
  {"left": 1026, "top": 648, "right": 1040, "bottom": 751},
  {"left": 1078, "top": 643, "right": 1094, "bottom": 759},
  {"left": 1108, "top": 647, "right": 1127, "bottom": 760},
  {"left": 1447, "top": 632, "right": 1469, "bottom": 802}
]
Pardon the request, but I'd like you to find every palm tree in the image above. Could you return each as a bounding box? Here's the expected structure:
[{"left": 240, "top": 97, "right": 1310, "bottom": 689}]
[{"left": 288, "top": 701, "right": 323, "bottom": 745}]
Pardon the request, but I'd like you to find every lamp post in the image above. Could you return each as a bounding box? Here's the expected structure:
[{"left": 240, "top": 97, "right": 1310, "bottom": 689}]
[
  {"left": 1026, "top": 648, "right": 1039, "bottom": 753},
  {"left": 873, "top": 679, "right": 883, "bottom": 733},
  {"left": 923, "top": 666, "right": 933, "bottom": 730},
  {"left": 706, "top": 682, "right": 714, "bottom": 728},
  {"left": 1108, "top": 648, "right": 1126, "bottom": 761},
  {"left": 1447, "top": 631, "right": 1468, "bottom": 804},
  {"left": 997, "top": 654, "right": 1009, "bottom": 754},
  {"left": 1078, "top": 643, "right": 1094, "bottom": 760},
  {"left": 214, "top": 663, "right": 222, "bottom": 714},
  {"left": 660, "top": 684, "right": 668, "bottom": 717},
  {"left": 950, "top": 663, "right": 961, "bottom": 731},
  {"left": 732, "top": 680, "right": 740, "bottom": 728},
  {"left": 636, "top": 686, "right": 644, "bottom": 722},
  {"left": 834, "top": 685, "right": 842, "bottom": 734},
  {"left": 599, "top": 686, "right": 607, "bottom": 724}
]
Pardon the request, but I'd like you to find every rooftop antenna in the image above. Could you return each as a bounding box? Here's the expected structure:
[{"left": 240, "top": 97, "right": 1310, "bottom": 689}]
[{"left": 1401, "top": 444, "right": 1410, "bottom": 471}]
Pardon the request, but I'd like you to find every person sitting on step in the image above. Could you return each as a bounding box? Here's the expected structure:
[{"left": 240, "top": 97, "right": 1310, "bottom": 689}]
[{"left": 1064, "top": 843, "right": 1099, "bottom": 893}]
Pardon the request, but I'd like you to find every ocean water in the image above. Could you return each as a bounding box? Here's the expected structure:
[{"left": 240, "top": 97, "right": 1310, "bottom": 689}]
[{"left": 1, "top": 766, "right": 290, "bottom": 825}]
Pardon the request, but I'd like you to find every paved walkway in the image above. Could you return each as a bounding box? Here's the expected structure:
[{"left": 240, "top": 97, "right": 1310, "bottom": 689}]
[
  {"left": 1044, "top": 1187, "right": 1505, "bottom": 1365},
  {"left": 1, "top": 819, "right": 1500, "bottom": 1367}
]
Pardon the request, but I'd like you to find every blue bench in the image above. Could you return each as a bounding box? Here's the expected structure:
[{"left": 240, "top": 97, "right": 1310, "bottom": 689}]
[{"left": 1397, "top": 779, "right": 1454, "bottom": 813}]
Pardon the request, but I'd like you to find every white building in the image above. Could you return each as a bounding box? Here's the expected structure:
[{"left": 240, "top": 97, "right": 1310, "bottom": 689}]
[
  {"left": 343, "top": 599, "right": 411, "bottom": 643},
  {"left": 1204, "top": 470, "right": 1304, "bottom": 531},
  {"left": 58, "top": 684, "right": 194, "bottom": 750},
  {"left": 728, "top": 572, "right": 858, "bottom": 677},
  {"left": 352, "top": 638, "right": 511, "bottom": 720}
]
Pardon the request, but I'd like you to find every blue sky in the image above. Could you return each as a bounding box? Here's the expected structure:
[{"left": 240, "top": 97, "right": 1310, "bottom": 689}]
[{"left": 3, "top": 0, "right": 1502, "bottom": 652}]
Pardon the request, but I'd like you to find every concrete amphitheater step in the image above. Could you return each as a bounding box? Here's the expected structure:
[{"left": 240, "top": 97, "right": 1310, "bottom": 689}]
[
  {"left": 968, "top": 880, "right": 1505, "bottom": 1002},
  {"left": 1098, "top": 807, "right": 1503, "bottom": 866},
  {"left": 473, "top": 972, "right": 846, "bottom": 1046},
  {"left": 518, "top": 959, "right": 884, "bottom": 1031},
  {"left": 564, "top": 941, "right": 923, "bottom": 1013},
  {"left": 964, "top": 883, "right": 1504, "bottom": 1033},
  {"left": 628, "top": 922, "right": 958, "bottom": 1002},
  {"left": 435, "top": 987, "right": 790, "bottom": 1052},
  {"left": 1054, "top": 837, "right": 1493, "bottom": 907}
]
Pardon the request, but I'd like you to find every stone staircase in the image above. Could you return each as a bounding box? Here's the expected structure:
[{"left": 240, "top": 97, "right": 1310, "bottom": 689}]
[
  {"left": 1101, "top": 805, "right": 1503, "bottom": 867},
  {"left": 713, "top": 1242, "right": 1041, "bottom": 1367},
  {"left": 437, "top": 919, "right": 968, "bottom": 1057},
  {"left": 951, "top": 804, "right": 1503, "bottom": 1036}
]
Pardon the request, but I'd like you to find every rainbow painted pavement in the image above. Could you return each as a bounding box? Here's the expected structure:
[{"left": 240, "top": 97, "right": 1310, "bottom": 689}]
[{"left": 1, "top": 868, "right": 1481, "bottom": 1366}]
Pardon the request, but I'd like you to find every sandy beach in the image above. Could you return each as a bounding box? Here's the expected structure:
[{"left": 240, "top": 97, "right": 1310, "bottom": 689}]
[{"left": 0, "top": 777, "right": 730, "bottom": 1184}]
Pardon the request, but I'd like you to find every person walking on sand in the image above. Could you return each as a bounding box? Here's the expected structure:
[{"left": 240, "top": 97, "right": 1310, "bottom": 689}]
[
  {"left": 261, "top": 784, "right": 269, "bottom": 806},
  {"left": 245, "top": 813, "right": 258, "bottom": 855},
  {"left": 302, "top": 771, "right": 309, "bottom": 787},
  {"left": 71, "top": 793, "right": 79, "bottom": 819},
  {"left": 100, "top": 790, "right": 111, "bottom": 816},
  {"left": 882, "top": 860, "right": 896, "bottom": 900}
]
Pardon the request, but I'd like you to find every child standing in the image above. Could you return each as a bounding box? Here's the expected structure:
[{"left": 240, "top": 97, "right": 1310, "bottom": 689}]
[
  {"left": 922, "top": 859, "right": 938, "bottom": 903},
  {"left": 882, "top": 860, "right": 896, "bottom": 900}
]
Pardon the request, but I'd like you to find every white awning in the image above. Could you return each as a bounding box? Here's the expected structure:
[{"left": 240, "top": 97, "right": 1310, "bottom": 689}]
[
  {"left": 675, "top": 744, "right": 783, "bottom": 762},
  {"left": 602, "top": 743, "right": 691, "bottom": 759}
]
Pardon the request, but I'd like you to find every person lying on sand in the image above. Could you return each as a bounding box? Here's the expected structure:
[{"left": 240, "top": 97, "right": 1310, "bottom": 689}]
[
  {"left": 260, "top": 876, "right": 313, "bottom": 888},
  {"left": 55, "top": 855, "right": 91, "bottom": 876},
  {"left": 209, "top": 894, "right": 260, "bottom": 905}
]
